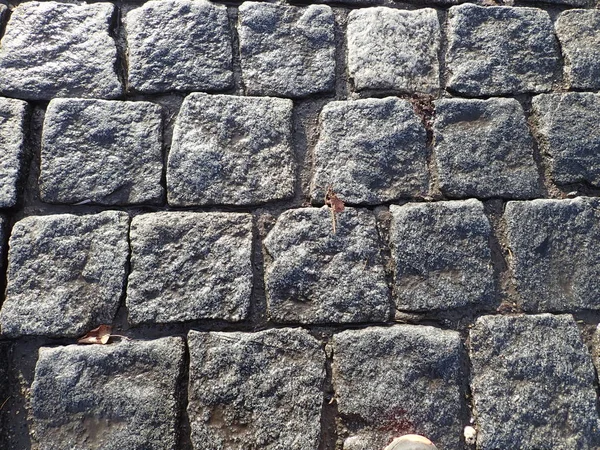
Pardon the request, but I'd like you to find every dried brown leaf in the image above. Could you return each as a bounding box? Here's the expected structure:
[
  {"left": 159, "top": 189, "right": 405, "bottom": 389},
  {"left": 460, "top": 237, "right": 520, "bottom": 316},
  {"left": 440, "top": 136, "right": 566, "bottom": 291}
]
[{"left": 78, "top": 325, "right": 112, "bottom": 345}]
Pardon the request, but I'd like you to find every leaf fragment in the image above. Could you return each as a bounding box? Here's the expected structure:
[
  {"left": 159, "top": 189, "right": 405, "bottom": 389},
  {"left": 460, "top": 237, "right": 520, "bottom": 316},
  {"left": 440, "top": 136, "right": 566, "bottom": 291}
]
[{"left": 77, "top": 325, "right": 112, "bottom": 345}]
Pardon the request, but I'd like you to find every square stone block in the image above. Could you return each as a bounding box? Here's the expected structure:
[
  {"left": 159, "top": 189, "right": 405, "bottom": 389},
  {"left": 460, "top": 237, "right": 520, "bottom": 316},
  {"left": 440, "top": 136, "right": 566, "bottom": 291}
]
[
  {"left": 0, "top": 97, "right": 29, "bottom": 208},
  {"left": 0, "top": 211, "right": 129, "bottom": 337},
  {"left": 40, "top": 99, "right": 163, "bottom": 205}
]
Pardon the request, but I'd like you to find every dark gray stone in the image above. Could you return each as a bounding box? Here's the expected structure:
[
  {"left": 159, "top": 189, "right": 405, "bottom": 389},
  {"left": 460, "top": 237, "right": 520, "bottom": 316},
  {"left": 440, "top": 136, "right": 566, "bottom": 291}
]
[
  {"left": 238, "top": 2, "right": 335, "bottom": 98},
  {"left": 0, "top": 342, "right": 9, "bottom": 441},
  {"left": 347, "top": 7, "right": 440, "bottom": 93},
  {"left": 311, "top": 97, "right": 428, "bottom": 205},
  {"left": 167, "top": 93, "right": 294, "bottom": 206},
  {"left": 333, "top": 325, "right": 466, "bottom": 450},
  {"left": 187, "top": 328, "right": 325, "bottom": 450},
  {"left": 0, "top": 211, "right": 129, "bottom": 337},
  {"left": 446, "top": 4, "right": 559, "bottom": 96},
  {"left": 125, "top": 0, "right": 233, "bottom": 94},
  {"left": 31, "top": 337, "right": 185, "bottom": 450},
  {"left": 433, "top": 97, "right": 539, "bottom": 199},
  {"left": 505, "top": 197, "right": 600, "bottom": 312},
  {"left": 470, "top": 314, "right": 600, "bottom": 450},
  {"left": 40, "top": 99, "right": 163, "bottom": 205},
  {"left": 0, "top": 1, "right": 122, "bottom": 100},
  {"left": 127, "top": 212, "right": 253, "bottom": 324},
  {"left": 0, "top": 97, "right": 29, "bottom": 208},
  {"left": 390, "top": 200, "right": 495, "bottom": 312}
]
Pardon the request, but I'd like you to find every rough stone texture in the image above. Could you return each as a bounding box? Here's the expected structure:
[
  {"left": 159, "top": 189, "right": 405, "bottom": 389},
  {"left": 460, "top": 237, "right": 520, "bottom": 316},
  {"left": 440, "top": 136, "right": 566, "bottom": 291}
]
[
  {"left": 127, "top": 212, "right": 253, "bottom": 324},
  {"left": 40, "top": 99, "right": 163, "bottom": 205},
  {"left": 311, "top": 97, "right": 428, "bottom": 205},
  {"left": 333, "top": 325, "right": 465, "bottom": 450},
  {"left": 446, "top": 4, "right": 559, "bottom": 96},
  {"left": 347, "top": 7, "right": 440, "bottom": 93},
  {"left": 0, "top": 211, "right": 129, "bottom": 337},
  {"left": 505, "top": 197, "right": 600, "bottom": 312},
  {"left": 390, "top": 200, "right": 495, "bottom": 312},
  {"left": 0, "top": 1, "right": 122, "bottom": 100},
  {"left": 0, "top": 342, "right": 9, "bottom": 441},
  {"left": 31, "top": 337, "right": 184, "bottom": 450},
  {"left": 188, "top": 328, "right": 325, "bottom": 450},
  {"left": 433, "top": 97, "right": 540, "bottom": 199},
  {"left": 264, "top": 207, "right": 390, "bottom": 324},
  {"left": 0, "top": 215, "right": 5, "bottom": 273},
  {"left": 0, "top": 98, "right": 29, "bottom": 209},
  {"left": 470, "top": 314, "right": 600, "bottom": 450},
  {"left": 532, "top": 93, "right": 600, "bottom": 188},
  {"left": 125, "top": 0, "right": 233, "bottom": 94},
  {"left": 167, "top": 93, "right": 294, "bottom": 206},
  {"left": 238, "top": 2, "right": 335, "bottom": 98}
]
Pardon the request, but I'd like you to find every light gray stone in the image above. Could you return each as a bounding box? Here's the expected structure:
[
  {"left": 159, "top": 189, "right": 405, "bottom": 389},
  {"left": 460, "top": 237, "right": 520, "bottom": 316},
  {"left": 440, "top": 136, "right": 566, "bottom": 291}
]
[
  {"left": 167, "top": 93, "right": 294, "bottom": 206},
  {"left": 238, "top": 2, "right": 335, "bottom": 98},
  {"left": 446, "top": 4, "right": 559, "bottom": 96},
  {"left": 0, "top": 1, "right": 122, "bottom": 100},
  {"left": 0, "top": 211, "right": 129, "bottom": 337},
  {"left": 0, "top": 98, "right": 29, "bottom": 208},
  {"left": 470, "top": 314, "right": 600, "bottom": 450},
  {"left": 333, "top": 325, "right": 466, "bottom": 450},
  {"left": 311, "top": 97, "right": 428, "bottom": 205},
  {"left": 125, "top": 0, "right": 233, "bottom": 94},
  {"left": 40, "top": 99, "right": 163, "bottom": 205},
  {"left": 505, "top": 197, "right": 600, "bottom": 312},
  {"left": 31, "top": 337, "right": 185, "bottom": 450},
  {"left": 264, "top": 207, "right": 390, "bottom": 324},
  {"left": 347, "top": 7, "right": 440, "bottom": 93},
  {"left": 433, "top": 97, "right": 539, "bottom": 199},
  {"left": 127, "top": 212, "right": 253, "bottom": 324},
  {"left": 187, "top": 328, "right": 325, "bottom": 450},
  {"left": 390, "top": 200, "right": 495, "bottom": 312},
  {"left": 0, "top": 215, "right": 5, "bottom": 272}
]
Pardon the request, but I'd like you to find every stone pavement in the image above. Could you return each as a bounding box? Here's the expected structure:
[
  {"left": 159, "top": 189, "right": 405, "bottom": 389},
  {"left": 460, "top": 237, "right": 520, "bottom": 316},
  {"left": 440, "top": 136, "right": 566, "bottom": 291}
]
[{"left": 1, "top": 0, "right": 600, "bottom": 449}]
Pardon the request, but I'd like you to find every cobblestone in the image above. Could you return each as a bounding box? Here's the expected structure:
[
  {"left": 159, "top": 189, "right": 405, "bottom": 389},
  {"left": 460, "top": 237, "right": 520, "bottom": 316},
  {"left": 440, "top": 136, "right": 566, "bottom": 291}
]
[{"left": 0, "top": 97, "right": 29, "bottom": 208}]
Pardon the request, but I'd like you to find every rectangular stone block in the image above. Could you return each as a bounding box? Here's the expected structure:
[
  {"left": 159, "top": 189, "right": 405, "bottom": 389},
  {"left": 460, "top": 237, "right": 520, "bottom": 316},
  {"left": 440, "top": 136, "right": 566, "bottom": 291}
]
[
  {"left": 127, "top": 212, "right": 253, "bottom": 324},
  {"left": 470, "top": 314, "right": 599, "bottom": 449},
  {"left": 187, "top": 328, "right": 325, "bottom": 450},
  {"left": 0, "top": 97, "right": 29, "bottom": 208},
  {"left": 40, "top": 99, "right": 163, "bottom": 205}
]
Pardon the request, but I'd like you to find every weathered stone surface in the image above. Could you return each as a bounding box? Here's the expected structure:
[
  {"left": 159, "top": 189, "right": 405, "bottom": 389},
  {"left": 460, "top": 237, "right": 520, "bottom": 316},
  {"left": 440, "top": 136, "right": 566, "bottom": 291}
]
[
  {"left": 0, "top": 215, "right": 5, "bottom": 272},
  {"left": 505, "top": 197, "right": 600, "bottom": 312},
  {"left": 347, "top": 7, "right": 440, "bottom": 93},
  {"left": 0, "top": 98, "right": 29, "bottom": 208},
  {"left": 127, "top": 212, "right": 253, "bottom": 324},
  {"left": 188, "top": 328, "right": 325, "bottom": 450},
  {"left": 333, "top": 325, "right": 466, "bottom": 450},
  {"left": 125, "top": 0, "right": 233, "bottom": 94},
  {"left": 433, "top": 97, "right": 539, "bottom": 198},
  {"left": 31, "top": 337, "right": 184, "bottom": 450},
  {"left": 446, "top": 4, "right": 559, "bottom": 96},
  {"left": 40, "top": 99, "right": 163, "bottom": 205},
  {"left": 238, "top": 2, "right": 335, "bottom": 98},
  {"left": 532, "top": 93, "right": 600, "bottom": 187},
  {"left": 311, "top": 97, "right": 428, "bottom": 205},
  {"left": 167, "top": 93, "right": 294, "bottom": 206},
  {"left": 264, "top": 207, "right": 390, "bottom": 324},
  {"left": 0, "top": 342, "right": 9, "bottom": 441},
  {"left": 0, "top": 211, "right": 129, "bottom": 337},
  {"left": 390, "top": 200, "right": 495, "bottom": 312},
  {"left": 0, "top": 1, "right": 122, "bottom": 100},
  {"left": 470, "top": 314, "right": 600, "bottom": 449}
]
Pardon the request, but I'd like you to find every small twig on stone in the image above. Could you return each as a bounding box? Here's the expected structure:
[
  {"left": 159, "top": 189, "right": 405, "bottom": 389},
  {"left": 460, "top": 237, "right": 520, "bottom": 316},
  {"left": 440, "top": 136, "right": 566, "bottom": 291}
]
[
  {"left": 325, "top": 186, "right": 345, "bottom": 234},
  {"left": 0, "top": 397, "right": 9, "bottom": 411}
]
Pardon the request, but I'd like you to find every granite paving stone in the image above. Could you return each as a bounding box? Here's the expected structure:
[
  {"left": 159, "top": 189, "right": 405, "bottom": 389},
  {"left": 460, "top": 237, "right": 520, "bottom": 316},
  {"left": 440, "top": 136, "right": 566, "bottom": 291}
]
[
  {"left": 390, "top": 200, "right": 495, "bottom": 312},
  {"left": 0, "top": 342, "right": 9, "bottom": 440},
  {"left": 238, "top": 2, "right": 335, "bottom": 98},
  {"left": 333, "top": 325, "right": 466, "bottom": 450},
  {"left": 0, "top": 215, "right": 5, "bottom": 271},
  {"left": 127, "top": 212, "right": 253, "bottom": 324},
  {"left": 264, "top": 207, "right": 390, "bottom": 324},
  {"left": 433, "top": 97, "right": 539, "bottom": 199},
  {"left": 40, "top": 98, "right": 163, "bottom": 205},
  {"left": 187, "top": 328, "right": 325, "bottom": 450},
  {"left": 446, "top": 4, "right": 559, "bottom": 96},
  {"left": 347, "top": 7, "right": 440, "bottom": 93},
  {"left": 0, "top": 1, "right": 122, "bottom": 100},
  {"left": 470, "top": 314, "right": 600, "bottom": 449},
  {"left": 167, "top": 93, "right": 294, "bottom": 206},
  {"left": 505, "top": 197, "right": 600, "bottom": 312},
  {"left": 125, "top": 0, "right": 233, "bottom": 94},
  {"left": 0, "top": 211, "right": 129, "bottom": 337},
  {"left": 0, "top": 98, "right": 29, "bottom": 208},
  {"left": 311, "top": 97, "right": 428, "bottom": 205},
  {"left": 31, "top": 337, "right": 185, "bottom": 450}
]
